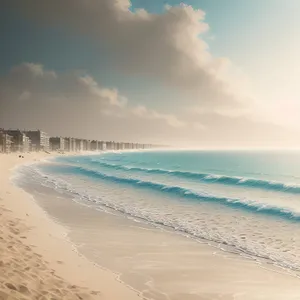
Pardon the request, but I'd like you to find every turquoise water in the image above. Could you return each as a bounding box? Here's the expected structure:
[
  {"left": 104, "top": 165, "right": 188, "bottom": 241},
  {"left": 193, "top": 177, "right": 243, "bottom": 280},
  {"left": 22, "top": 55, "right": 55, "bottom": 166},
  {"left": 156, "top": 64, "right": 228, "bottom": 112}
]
[{"left": 16, "top": 150, "right": 300, "bottom": 274}]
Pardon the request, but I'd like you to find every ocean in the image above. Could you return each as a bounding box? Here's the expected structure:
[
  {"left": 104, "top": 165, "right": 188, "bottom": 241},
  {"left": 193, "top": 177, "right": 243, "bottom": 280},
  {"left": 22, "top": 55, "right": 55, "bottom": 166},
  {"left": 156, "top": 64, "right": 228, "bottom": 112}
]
[{"left": 13, "top": 150, "right": 300, "bottom": 298}]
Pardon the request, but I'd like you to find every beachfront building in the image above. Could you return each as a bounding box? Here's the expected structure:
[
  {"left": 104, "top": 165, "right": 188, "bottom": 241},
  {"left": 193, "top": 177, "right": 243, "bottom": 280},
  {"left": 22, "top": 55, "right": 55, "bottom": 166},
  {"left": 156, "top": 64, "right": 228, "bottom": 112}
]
[
  {"left": 82, "top": 139, "right": 91, "bottom": 151},
  {"left": 65, "top": 137, "right": 76, "bottom": 152},
  {"left": 25, "top": 130, "right": 49, "bottom": 151},
  {"left": 87, "top": 140, "right": 91, "bottom": 151},
  {"left": 106, "top": 141, "right": 115, "bottom": 151},
  {"left": 0, "top": 130, "right": 13, "bottom": 153},
  {"left": 99, "top": 141, "right": 106, "bottom": 151},
  {"left": 49, "top": 137, "right": 65, "bottom": 151},
  {"left": 91, "top": 140, "right": 106, "bottom": 151},
  {"left": 64, "top": 138, "right": 70, "bottom": 152},
  {"left": 90, "top": 140, "right": 98, "bottom": 151},
  {"left": 82, "top": 139, "right": 87, "bottom": 151},
  {"left": 5, "top": 130, "right": 31, "bottom": 152},
  {"left": 124, "top": 143, "right": 131, "bottom": 150},
  {"left": 75, "top": 139, "right": 84, "bottom": 151}
]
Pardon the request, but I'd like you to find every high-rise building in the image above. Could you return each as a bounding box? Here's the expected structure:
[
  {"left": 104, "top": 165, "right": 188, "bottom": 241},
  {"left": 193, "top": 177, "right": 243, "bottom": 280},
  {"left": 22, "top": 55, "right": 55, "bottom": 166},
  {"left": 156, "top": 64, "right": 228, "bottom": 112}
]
[
  {"left": 5, "top": 130, "right": 31, "bottom": 152},
  {"left": 91, "top": 140, "right": 99, "bottom": 151},
  {"left": 106, "top": 141, "right": 115, "bottom": 150},
  {"left": 87, "top": 140, "right": 91, "bottom": 151},
  {"left": 75, "top": 139, "right": 84, "bottom": 151},
  {"left": 49, "top": 137, "right": 65, "bottom": 151},
  {"left": 82, "top": 139, "right": 91, "bottom": 151},
  {"left": 99, "top": 141, "right": 106, "bottom": 151},
  {"left": 64, "top": 138, "right": 70, "bottom": 151},
  {"left": 25, "top": 130, "right": 49, "bottom": 151},
  {"left": 0, "top": 130, "right": 13, "bottom": 153},
  {"left": 66, "top": 137, "right": 76, "bottom": 152}
]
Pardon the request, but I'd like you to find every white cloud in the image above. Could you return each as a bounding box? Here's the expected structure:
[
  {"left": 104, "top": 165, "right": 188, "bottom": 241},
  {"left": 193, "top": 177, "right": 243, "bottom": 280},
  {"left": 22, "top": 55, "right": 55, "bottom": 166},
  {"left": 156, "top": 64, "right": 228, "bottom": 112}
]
[
  {"left": 0, "top": 63, "right": 297, "bottom": 147},
  {"left": 11, "top": 63, "right": 57, "bottom": 79},
  {"left": 132, "top": 105, "right": 185, "bottom": 128},
  {"left": 77, "top": 75, "right": 127, "bottom": 107},
  {"left": 9, "top": 0, "right": 251, "bottom": 110},
  {"left": 3, "top": 2, "right": 298, "bottom": 147},
  {"left": 0, "top": 63, "right": 188, "bottom": 138}
]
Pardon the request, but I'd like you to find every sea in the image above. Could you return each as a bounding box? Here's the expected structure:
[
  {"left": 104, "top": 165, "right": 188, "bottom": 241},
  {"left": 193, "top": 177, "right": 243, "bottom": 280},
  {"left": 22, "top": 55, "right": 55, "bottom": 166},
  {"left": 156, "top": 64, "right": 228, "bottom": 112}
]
[{"left": 13, "top": 150, "right": 300, "bottom": 298}]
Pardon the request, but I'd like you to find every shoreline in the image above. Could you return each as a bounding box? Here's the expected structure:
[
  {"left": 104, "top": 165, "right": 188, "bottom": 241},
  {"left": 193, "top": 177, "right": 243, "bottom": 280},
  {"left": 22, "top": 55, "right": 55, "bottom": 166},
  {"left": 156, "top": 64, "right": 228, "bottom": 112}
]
[
  {"left": 3, "top": 151, "right": 300, "bottom": 299},
  {"left": 0, "top": 152, "right": 143, "bottom": 300}
]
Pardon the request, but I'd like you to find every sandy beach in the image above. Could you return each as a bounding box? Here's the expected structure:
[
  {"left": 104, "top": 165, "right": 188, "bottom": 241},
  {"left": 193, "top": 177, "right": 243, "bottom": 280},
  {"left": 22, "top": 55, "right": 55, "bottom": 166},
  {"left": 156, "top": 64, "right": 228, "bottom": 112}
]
[
  {"left": 2, "top": 152, "right": 300, "bottom": 300},
  {"left": 0, "top": 152, "right": 142, "bottom": 300}
]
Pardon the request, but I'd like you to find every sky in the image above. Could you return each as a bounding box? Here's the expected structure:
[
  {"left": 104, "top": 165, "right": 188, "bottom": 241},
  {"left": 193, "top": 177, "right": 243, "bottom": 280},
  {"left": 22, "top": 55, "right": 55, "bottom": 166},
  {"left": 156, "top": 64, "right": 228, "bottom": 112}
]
[{"left": 1, "top": 0, "right": 300, "bottom": 148}]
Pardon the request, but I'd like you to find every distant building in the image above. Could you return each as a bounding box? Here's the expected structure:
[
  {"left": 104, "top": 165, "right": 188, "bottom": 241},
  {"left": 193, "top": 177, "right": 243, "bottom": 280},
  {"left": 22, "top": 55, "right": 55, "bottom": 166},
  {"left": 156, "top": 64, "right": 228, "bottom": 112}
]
[
  {"left": 49, "top": 137, "right": 65, "bottom": 151},
  {"left": 75, "top": 139, "right": 83, "bottom": 151},
  {"left": 106, "top": 141, "right": 115, "bottom": 150},
  {"left": 87, "top": 140, "right": 91, "bottom": 151},
  {"left": 25, "top": 130, "right": 49, "bottom": 151},
  {"left": 0, "top": 130, "right": 13, "bottom": 153},
  {"left": 90, "top": 140, "right": 98, "bottom": 151},
  {"left": 65, "top": 137, "right": 76, "bottom": 152},
  {"left": 82, "top": 139, "right": 91, "bottom": 151},
  {"left": 64, "top": 138, "right": 70, "bottom": 151},
  {"left": 99, "top": 141, "right": 106, "bottom": 151},
  {"left": 124, "top": 143, "right": 131, "bottom": 150},
  {"left": 5, "top": 130, "right": 31, "bottom": 152}
]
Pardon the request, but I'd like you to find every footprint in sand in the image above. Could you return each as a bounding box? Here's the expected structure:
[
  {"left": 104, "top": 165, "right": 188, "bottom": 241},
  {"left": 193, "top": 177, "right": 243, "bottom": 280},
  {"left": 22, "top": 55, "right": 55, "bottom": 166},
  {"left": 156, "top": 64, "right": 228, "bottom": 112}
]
[
  {"left": 18, "top": 284, "right": 30, "bottom": 295},
  {"left": 4, "top": 282, "right": 18, "bottom": 291}
]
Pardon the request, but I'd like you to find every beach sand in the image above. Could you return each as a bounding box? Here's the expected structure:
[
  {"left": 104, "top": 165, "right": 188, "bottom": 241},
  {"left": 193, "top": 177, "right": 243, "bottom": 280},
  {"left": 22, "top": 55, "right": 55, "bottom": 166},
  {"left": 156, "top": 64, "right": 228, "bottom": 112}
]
[{"left": 0, "top": 152, "right": 142, "bottom": 300}]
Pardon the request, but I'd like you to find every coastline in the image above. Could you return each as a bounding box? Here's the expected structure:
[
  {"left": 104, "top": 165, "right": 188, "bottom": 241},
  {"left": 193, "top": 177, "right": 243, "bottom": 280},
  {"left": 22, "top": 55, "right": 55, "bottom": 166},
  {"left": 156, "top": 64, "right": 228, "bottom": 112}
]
[
  {"left": 3, "top": 151, "right": 300, "bottom": 299},
  {"left": 0, "top": 152, "right": 142, "bottom": 300}
]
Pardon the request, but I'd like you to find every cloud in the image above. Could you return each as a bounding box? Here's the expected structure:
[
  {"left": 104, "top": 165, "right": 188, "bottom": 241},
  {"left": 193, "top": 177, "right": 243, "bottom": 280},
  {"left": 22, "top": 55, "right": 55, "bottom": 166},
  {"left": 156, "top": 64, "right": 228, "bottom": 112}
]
[
  {"left": 8, "top": 0, "right": 250, "bottom": 110},
  {"left": 1, "top": 63, "right": 124, "bottom": 107},
  {"left": 0, "top": 63, "right": 187, "bottom": 141},
  {"left": 132, "top": 105, "right": 185, "bottom": 128},
  {"left": 2, "top": 2, "right": 297, "bottom": 147},
  {"left": 0, "top": 63, "right": 297, "bottom": 147}
]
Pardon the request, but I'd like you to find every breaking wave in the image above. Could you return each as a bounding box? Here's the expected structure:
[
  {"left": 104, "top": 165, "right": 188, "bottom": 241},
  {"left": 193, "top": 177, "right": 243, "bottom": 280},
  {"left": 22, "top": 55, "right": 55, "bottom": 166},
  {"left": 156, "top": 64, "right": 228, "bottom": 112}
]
[
  {"left": 54, "top": 164, "right": 300, "bottom": 222},
  {"left": 80, "top": 160, "right": 300, "bottom": 194}
]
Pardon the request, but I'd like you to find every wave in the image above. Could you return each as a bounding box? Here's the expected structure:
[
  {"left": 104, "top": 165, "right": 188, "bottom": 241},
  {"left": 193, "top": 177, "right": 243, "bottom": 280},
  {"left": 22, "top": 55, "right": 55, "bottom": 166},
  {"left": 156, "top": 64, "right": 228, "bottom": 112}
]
[
  {"left": 17, "top": 163, "right": 300, "bottom": 275},
  {"left": 81, "top": 159, "right": 300, "bottom": 195},
  {"left": 55, "top": 164, "right": 300, "bottom": 222}
]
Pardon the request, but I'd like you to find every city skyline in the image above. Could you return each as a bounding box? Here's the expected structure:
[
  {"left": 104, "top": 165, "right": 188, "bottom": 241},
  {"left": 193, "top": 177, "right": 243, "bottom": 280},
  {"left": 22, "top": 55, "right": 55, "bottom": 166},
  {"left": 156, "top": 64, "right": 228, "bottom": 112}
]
[
  {"left": 0, "top": 127, "right": 158, "bottom": 153},
  {"left": 1, "top": 1, "right": 300, "bottom": 148}
]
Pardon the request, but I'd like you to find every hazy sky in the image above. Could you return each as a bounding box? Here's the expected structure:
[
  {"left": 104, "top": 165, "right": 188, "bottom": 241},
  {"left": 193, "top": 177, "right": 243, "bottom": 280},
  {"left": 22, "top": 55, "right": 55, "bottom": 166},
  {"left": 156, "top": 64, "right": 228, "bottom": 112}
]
[{"left": 1, "top": 0, "right": 300, "bottom": 147}]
